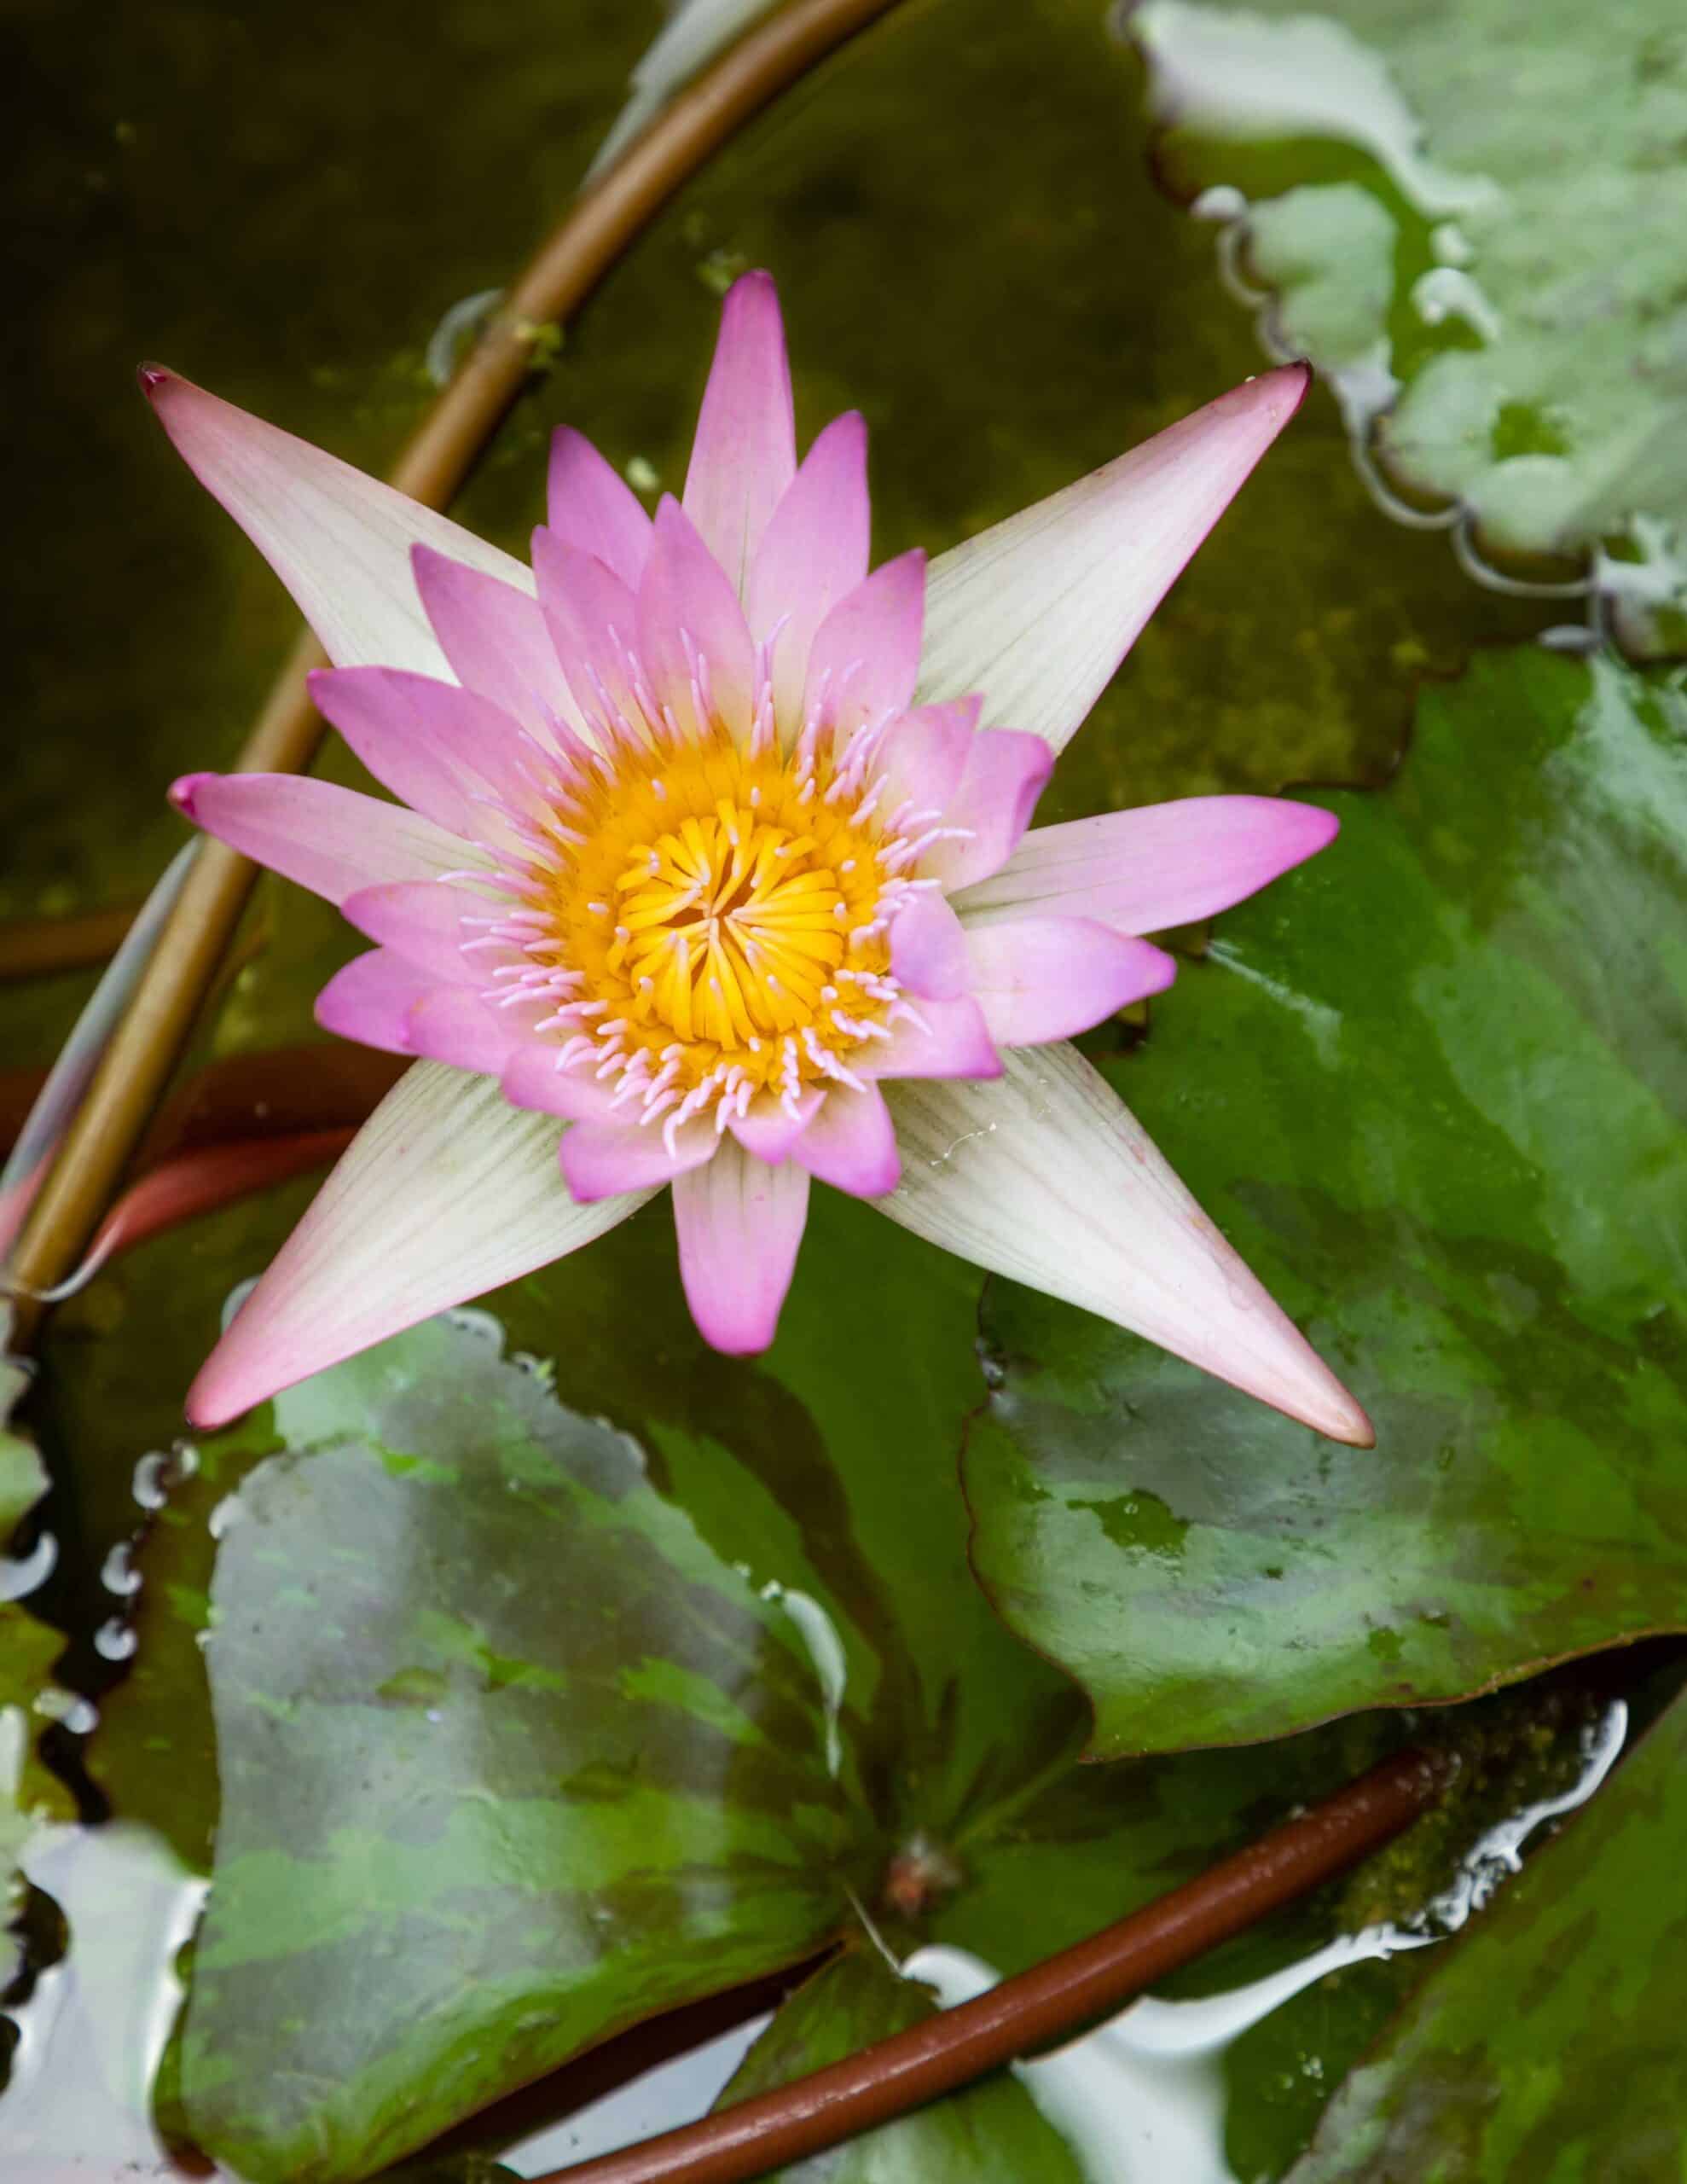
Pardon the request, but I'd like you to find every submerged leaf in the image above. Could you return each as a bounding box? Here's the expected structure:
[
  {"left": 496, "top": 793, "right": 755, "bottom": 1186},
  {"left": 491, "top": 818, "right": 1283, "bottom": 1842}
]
[
  {"left": 1127, "top": 0, "right": 1687, "bottom": 651},
  {"left": 969, "top": 648, "right": 1687, "bottom": 1754}
]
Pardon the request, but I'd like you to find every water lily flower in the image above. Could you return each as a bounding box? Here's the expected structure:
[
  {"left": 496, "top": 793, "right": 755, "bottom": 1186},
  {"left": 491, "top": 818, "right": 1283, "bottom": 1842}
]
[{"left": 149, "top": 272, "right": 1371, "bottom": 1445}]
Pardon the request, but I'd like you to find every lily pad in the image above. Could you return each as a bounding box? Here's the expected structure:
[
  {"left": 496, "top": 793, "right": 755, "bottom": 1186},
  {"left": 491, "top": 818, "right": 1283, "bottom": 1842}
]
[
  {"left": 968, "top": 646, "right": 1687, "bottom": 1756},
  {"left": 1287, "top": 1685, "right": 1687, "bottom": 2182},
  {"left": 169, "top": 1310, "right": 860, "bottom": 2182},
  {"left": 1127, "top": 0, "right": 1687, "bottom": 652}
]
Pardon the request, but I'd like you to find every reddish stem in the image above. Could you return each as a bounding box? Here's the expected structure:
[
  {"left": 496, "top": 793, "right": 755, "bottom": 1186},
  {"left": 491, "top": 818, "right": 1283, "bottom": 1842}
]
[
  {"left": 4, "top": 0, "right": 910, "bottom": 1341},
  {"left": 537, "top": 1748, "right": 1447, "bottom": 2184},
  {"left": 0, "top": 904, "right": 139, "bottom": 984}
]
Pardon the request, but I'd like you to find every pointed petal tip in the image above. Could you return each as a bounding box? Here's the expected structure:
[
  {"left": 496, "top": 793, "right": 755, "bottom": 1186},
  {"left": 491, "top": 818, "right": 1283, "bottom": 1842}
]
[
  {"left": 167, "top": 770, "right": 212, "bottom": 817},
  {"left": 183, "top": 1352, "right": 258, "bottom": 1433},
  {"left": 1260, "top": 358, "right": 1312, "bottom": 418},
  {"left": 137, "top": 362, "right": 176, "bottom": 400},
  {"left": 724, "top": 266, "right": 779, "bottom": 307},
  {"left": 1291, "top": 1371, "right": 1374, "bottom": 1449},
  {"left": 693, "top": 1316, "right": 777, "bottom": 1360},
  {"left": 1333, "top": 1391, "right": 1377, "bottom": 1449}
]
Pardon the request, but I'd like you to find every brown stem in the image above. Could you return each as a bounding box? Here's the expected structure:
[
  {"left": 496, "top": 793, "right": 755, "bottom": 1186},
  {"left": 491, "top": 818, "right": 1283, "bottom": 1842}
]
[
  {"left": 537, "top": 1748, "right": 1448, "bottom": 2184},
  {"left": 5, "top": 0, "right": 909, "bottom": 1344},
  {"left": 0, "top": 904, "right": 140, "bottom": 985}
]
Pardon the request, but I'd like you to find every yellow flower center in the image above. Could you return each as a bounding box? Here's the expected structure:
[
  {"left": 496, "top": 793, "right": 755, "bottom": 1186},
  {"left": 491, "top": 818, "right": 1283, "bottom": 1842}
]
[{"left": 529, "top": 729, "right": 913, "bottom": 1112}]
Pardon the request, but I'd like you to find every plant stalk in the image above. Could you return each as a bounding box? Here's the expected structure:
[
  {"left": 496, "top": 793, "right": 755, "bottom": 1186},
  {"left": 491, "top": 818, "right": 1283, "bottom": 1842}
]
[
  {"left": 6, "top": 0, "right": 909, "bottom": 1344},
  {"left": 538, "top": 1746, "right": 1449, "bottom": 2184}
]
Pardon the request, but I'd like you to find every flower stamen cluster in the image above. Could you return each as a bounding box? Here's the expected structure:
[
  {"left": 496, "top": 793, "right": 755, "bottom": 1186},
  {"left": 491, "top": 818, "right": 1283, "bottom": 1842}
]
[{"left": 461, "top": 659, "right": 974, "bottom": 1150}]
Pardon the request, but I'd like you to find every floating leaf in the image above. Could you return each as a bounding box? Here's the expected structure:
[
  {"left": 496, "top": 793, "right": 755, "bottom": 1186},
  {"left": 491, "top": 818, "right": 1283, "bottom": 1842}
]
[
  {"left": 1287, "top": 1687, "right": 1687, "bottom": 2181},
  {"left": 968, "top": 648, "right": 1687, "bottom": 1755},
  {"left": 1127, "top": 0, "right": 1687, "bottom": 652},
  {"left": 170, "top": 1310, "right": 860, "bottom": 2181}
]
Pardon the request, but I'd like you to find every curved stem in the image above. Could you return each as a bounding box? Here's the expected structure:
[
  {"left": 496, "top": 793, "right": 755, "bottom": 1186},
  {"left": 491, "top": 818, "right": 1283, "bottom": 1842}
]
[
  {"left": 0, "top": 903, "right": 139, "bottom": 984},
  {"left": 6, "top": 0, "right": 908, "bottom": 1342},
  {"left": 536, "top": 1748, "right": 1448, "bottom": 2184}
]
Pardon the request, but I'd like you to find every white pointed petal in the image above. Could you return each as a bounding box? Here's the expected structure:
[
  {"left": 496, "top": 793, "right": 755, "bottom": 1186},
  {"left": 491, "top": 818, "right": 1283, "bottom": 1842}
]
[
  {"left": 142, "top": 369, "right": 536, "bottom": 675},
  {"left": 880, "top": 1043, "right": 1372, "bottom": 1445},
  {"left": 185, "top": 1062, "right": 652, "bottom": 1427},
  {"left": 917, "top": 367, "right": 1309, "bottom": 754}
]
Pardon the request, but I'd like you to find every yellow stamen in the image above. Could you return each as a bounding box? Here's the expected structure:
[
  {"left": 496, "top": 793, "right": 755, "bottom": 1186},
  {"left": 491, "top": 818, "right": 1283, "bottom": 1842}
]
[{"left": 543, "top": 731, "right": 901, "bottom": 1109}]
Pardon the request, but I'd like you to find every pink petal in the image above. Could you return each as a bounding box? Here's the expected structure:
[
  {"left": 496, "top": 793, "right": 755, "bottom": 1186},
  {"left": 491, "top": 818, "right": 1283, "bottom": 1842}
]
[
  {"left": 724, "top": 1089, "right": 823, "bottom": 1165},
  {"left": 672, "top": 1138, "right": 809, "bottom": 1354},
  {"left": 168, "top": 772, "right": 478, "bottom": 904},
  {"left": 530, "top": 529, "right": 647, "bottom": 741},
  {"left": 314, "top": 949, "right": 432, "bottom": 1054},
  {"left": 501, "top": 1044, "right": 629, "bottom": 1124},
  {"left": 873, "top": 697, "right": 983, "bottom": 816},
  {"left": 803, "top": 550, "right": 925, "bottom": 738},
  {"left": 890, "top": 893, "right": 970, "bottom": 1002},
  {"left": 746, "top": 411, "right": 872, "bottom": 731},
  {"left": 410, "top": 545, "right": 574, "bottom": 743},
  {"left": 882, "top": 1046, "right": 1373, "bottom": 1447},
  {"left": 638, "top": 497, "right": 756, "bottom": 741},
  {"left": 559, "top": 1116, "right": 717, "bottom": 1201},
  {"left": 307, "top": 666, "right": 531, "bottom": 837},
  {"left": 919, "top": 366, "right": 1310, "bottom": 754},
  {"left": 922, "top": 729, "right": 1053, "bottom": 890},
  {"left": 682, "top": 270, "right": 797, "bottom": 597},
  {"left": 954, "top": 797, "right": 1342, "bottom": 934},
  {"left": 340, "top": 880, "right": 482, "bottom": 983},
  {"left": 141, "top": 367, "right": 532, "bottom": 675},
  {"left": 185, "top": 1062, "right": 649, "bottom": 1428},
  {"left": 965, "top": 916, "right": 1175, "bottom": 1046},
  {"left": 548, "top": 425, "right": 654, "bottom": 589},
  {"left": 867, "top": 993, "right": 1001, "bottom": 1083},
  {"left": 404, "top": 988, "right": 519, "bottom": 1075},
  {"left": 791, "top": 1083, "right": 901, "bottom": 1196}
]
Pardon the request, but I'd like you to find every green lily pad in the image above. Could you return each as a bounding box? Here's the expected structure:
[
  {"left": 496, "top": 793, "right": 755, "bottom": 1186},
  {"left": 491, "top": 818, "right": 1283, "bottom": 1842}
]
[
  {"left": 714, "top": 1949, "right": 1088, "bottom": 2181},
  {"left": 169, "top": 1310, "right": 861, "bottom": 2182},
  {"left": 1127, "top": 0, "right": 1687, "bottom": 653},
  {"left": 1287, "top": 1686, "right": 1687, "bottom": 2181},
  {"left": 968, "top": 646, "right": 1687, "bottom": 1756}
]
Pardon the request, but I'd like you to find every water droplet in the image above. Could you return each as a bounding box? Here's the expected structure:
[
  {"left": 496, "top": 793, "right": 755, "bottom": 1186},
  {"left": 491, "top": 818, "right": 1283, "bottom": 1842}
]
[
  {"left": 94, "top": 1617, "right": 136, "bottom": 1663},
  {"left": 101, "top": 1541, "right": 142, "bottom": 1599}
]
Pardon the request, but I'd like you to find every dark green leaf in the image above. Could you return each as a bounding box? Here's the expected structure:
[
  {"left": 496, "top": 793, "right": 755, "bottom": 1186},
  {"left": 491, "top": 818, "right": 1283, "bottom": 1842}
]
[
  {"left": 970, "top": 648, "right": 1687, "bottom": 1754},
  {"left": 1287, "top": 1687, "right": 1687, "bottom": 2181}
]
